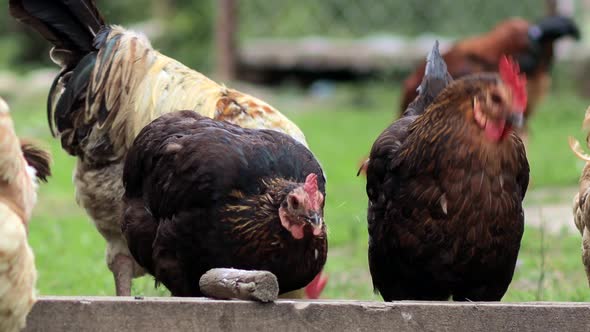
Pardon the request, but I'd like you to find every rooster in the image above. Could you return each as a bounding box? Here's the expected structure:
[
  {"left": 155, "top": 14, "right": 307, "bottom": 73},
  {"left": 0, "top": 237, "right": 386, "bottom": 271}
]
[
  {"left": 0, "top": 97, "right": 51, "bottom": 332},
  {"left": 365, "top": 43, "right": 529, "bottom": 301},
  {"left": 400, "top": 15, "right": 579, "bottom": 144},
  {"left": 121, "top": 111, "right": 327, "bottom": 296},
  {"left": 569, "top": 106, "right": 590, "bottom": 286},
  {"left": 9, "top": 0, "right": 310, "bottom": 296}
]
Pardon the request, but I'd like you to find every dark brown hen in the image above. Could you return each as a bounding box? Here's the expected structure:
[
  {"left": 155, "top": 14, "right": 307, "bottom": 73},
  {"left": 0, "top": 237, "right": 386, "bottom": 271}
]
[
  {"left": 366, "top": 45, "right": 529, "bottom": 301},
  {"left": 122, "top": 111, "right": 327, "bottom": 296}
]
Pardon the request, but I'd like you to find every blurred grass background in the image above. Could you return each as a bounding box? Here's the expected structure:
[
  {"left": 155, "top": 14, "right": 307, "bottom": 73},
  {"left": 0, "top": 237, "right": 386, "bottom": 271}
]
[{"left": 1, "top": 0, "right": 590, "bottom": 301}]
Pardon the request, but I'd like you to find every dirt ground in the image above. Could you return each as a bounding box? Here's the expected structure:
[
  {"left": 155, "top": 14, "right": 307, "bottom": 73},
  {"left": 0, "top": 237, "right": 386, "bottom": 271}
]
[{"left": 524, "top": 186, "right": 579, "bottom": 235}]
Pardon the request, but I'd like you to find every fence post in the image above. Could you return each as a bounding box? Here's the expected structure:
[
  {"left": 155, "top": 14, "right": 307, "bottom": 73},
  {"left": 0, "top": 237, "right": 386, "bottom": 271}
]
[
  {"left": 547, "top": 0, "right": 574, "bottom": 15},
  {"left": 152, "top": 0, "right": 173, "bottom": 21},
  {"left": 547, "top": 0, "right": 558, "bottom": 14},
  {"left": 216, "top": 0, "right": 238, "bottom": 82}
]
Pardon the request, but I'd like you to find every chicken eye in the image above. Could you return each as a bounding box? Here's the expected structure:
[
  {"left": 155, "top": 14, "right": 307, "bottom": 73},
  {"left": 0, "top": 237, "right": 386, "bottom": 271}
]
[
  {"left": 490, "top": 93, "right": 502, "bottom": 104},
  {"left": 288, "top": 195, "right": 300, "bottom": 210}
]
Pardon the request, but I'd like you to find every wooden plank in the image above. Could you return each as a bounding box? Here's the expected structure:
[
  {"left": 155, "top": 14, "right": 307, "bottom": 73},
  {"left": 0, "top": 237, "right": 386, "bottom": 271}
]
[
  {"left": 23, "top": 296, "right": 590, "bottom": 332},
  {"left": 238, "top": 37, "right": 451, "bottom": 73}
]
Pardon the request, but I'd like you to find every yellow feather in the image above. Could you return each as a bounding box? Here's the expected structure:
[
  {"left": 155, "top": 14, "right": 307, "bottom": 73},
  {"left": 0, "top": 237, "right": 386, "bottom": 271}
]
[
  {"left": 62, "top": 27, "right": 308, "bottom": 161},
  {"left": 0, "top": 205, "right": 36, "bottom": 332}
]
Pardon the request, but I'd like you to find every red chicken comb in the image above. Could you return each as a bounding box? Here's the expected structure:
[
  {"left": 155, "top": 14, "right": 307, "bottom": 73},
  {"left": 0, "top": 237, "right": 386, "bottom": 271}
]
[
  {"left": 304, "top": 271, "right": 328, "bottom": 299},
  {"left": 304, "top": 173, "right": 321, "bottom": 209},
  {"left": 499, "top": 55, "right": 527, "bottom": 113}
]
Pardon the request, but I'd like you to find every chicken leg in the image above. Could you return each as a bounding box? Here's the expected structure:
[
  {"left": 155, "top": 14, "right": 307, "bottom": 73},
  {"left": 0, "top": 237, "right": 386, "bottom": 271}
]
[
  {"left": 111, "top": 254, "right": 134, "bottom": 296},
  {"left": 74, "top": 162, "right": 145, "bottom": 296},
  {"left": 103, "top": 229, "right": 143, "bottom": 296}
]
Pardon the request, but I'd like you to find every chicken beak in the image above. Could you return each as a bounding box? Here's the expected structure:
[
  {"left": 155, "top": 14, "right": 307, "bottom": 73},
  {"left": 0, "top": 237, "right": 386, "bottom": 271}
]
[
  {"left": 507, "top": 112, "right": 524, "bottom": 128},
  {"left": 306, "top": 212, "right": 323, "bottom": 227},
  {"left": 306, "top": 212, "right": 324, "bottom": 236}
]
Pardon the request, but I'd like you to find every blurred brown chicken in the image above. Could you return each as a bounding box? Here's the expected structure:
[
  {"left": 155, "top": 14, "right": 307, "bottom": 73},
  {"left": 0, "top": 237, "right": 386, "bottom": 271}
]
[
  {"left": 569, "top": 106, "right": 590, "bottom": 286},
  {"left": 400, "top": 15, "right": 579, "bottom": 144},
  {"left": 10, "top": 0, "right": 309, "bottom": 296},
  {"left": 365, "top": 43, "right": 529, "bottom": 301},
  {"left": 0, "top": 97, "right": 51, "bottom": 332}
]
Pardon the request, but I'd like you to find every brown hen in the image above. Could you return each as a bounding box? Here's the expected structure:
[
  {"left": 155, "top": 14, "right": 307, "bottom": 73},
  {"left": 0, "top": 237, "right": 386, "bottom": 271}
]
[{"left": 366, "top": 44, "right": 529, "bottom": 301}]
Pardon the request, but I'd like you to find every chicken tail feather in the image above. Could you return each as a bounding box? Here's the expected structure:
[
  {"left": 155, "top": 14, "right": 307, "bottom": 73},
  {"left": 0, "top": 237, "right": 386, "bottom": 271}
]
[
  {"left": 403, "top": 40, "right": 453, "bottom": 117},
  {"left": 424, "top": 40, "right": 449, "bottom": 80},
  {"left": 569, "top": 136, "right": 590, "bottom": 162},
  {"left": 20, "top": 142, "right": 51, "bottom": 183},
  {"left": 9, "top": 0, "right": 105, "bottom": 66},
  {"left": 569, "top": 105, "right": 590, "bottom": 162},
  {"left": 357, "top": 158, "right": 369, "bottom": 177}
]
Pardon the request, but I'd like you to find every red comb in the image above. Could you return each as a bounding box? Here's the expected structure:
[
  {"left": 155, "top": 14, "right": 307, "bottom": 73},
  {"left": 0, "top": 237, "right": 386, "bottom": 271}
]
[
  {"left": 304, "top": 173, "right": 321, "bottom": 210},
  {"left": 499, "top": 55, "right": 527, "bottom": 112}
]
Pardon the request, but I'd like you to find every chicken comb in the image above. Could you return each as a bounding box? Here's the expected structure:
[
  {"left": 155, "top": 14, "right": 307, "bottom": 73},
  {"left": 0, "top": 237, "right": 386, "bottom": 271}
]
[
  {"left": 499, "top": 55, "right": 527, "bottom": 112},
  {"left": 304, "top": 173, "right": 320, "bottom": 209}
]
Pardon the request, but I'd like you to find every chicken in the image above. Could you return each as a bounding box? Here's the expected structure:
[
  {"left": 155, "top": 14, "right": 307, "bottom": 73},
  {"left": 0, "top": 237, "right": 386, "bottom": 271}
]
[
  {"left": 10, "top": 0, "right": 309, "bottom": 296},
  {"left": 569, "top": 106, "right": 590, "bottom": 286},
  {"left": 121, "top": 111, "right": 326, "bottom": 296},
  {"left": 0, "top": 97, "right": 51, "bottom": 332},
  {"left": 400, "top": 15, "right": 579, "bottom": 144},
  {"left": 365, "top": 43, "right": 529, "bottom": 301}
]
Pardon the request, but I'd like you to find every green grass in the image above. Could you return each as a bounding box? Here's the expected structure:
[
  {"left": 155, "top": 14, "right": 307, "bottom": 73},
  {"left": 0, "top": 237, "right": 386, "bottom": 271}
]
[{"left": 5, "top": 78, "right": 590, "bottom": 301}]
